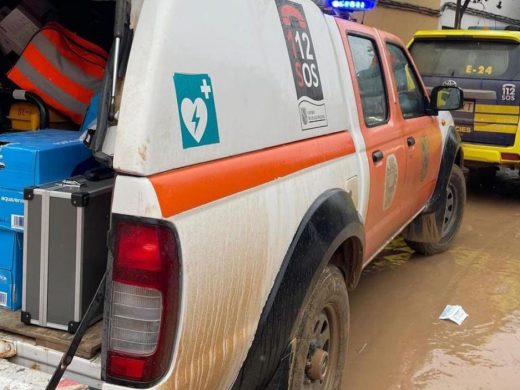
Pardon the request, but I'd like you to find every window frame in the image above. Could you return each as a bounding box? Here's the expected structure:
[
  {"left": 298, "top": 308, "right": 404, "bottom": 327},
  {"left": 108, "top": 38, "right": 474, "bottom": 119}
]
[
  {"left": 386, "top": 41, "right": 429, "bottom": 120},
  {"left": 346, "top": 32, "right": 390, "bottom": 128}
]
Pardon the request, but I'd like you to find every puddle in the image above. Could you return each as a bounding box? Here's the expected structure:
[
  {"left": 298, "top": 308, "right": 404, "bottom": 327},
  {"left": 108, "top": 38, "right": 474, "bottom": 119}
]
[{"left": 344, "top": 170, "right": 520, "bottom": 389}]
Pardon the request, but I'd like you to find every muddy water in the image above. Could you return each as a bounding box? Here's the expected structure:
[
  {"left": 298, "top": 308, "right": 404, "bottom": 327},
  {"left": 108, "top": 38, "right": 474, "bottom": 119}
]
[{"left": 344, "top": 170, "right": 520, "bottom": 390}]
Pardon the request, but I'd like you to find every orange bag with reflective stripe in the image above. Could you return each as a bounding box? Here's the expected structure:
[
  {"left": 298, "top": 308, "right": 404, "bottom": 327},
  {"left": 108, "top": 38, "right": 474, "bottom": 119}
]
[{"left": 8, "top": 22, "right": 108, "bottom": 124}]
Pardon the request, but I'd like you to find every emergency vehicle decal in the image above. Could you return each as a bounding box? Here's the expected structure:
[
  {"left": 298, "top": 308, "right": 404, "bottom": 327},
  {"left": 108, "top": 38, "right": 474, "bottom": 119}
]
[
  {"left": 276, "top": 0, "right": 328, "bottom": 131},
  {"left": 501, "top": 83, "right": 516, "bottom": 102},
  {"left": 173, "top": 73, "right": 220, "bottom": 148},
  {"left": 383, "top": 154, "right": 398, "bottom": 210},
  {"left": 150, "top": 131, "right": 354, "bottom": 217},
  {"left": 420, "top": 136, "right": 430, "bottom": 182},
  {"left": 426, "top": 76, "right": 519, "bottom": 147}
]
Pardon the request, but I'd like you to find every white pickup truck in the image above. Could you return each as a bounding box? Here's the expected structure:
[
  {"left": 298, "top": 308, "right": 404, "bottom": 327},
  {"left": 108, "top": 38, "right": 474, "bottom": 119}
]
[{"left": 0, "top": 0, "right": 466, "bottom": 389}]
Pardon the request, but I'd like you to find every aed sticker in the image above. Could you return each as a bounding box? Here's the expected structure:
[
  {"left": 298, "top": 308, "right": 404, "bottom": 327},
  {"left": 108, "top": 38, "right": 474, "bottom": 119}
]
[
  {"left": 420, "top": 136, "right": 430, "bottom": 182},
  {"left": 383, "top": 154, "right": 398, "bottom": 210},
  {"left": 276, "top": 0, "right": 328, "bottom": 131},
  {"left": 173, "top": 73, "right": 220, "bottom": 149}
]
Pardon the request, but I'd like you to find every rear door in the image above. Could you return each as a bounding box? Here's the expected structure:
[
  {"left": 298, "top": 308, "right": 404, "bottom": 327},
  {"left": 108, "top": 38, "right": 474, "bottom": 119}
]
[
  {"left": 410, "top": 38, "right": 520, "bottom": 148},
  {"left": 384, "top": 40, "right": 442, "bottom": 217},
  {"left": 338, "top": 21, "right": 408, "bottom": 261}
]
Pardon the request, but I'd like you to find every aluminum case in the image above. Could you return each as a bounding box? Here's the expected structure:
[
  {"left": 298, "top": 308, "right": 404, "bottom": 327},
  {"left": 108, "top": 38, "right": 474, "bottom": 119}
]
[{"left": 21, "top": 176, "right": 113, "bottom": 333}]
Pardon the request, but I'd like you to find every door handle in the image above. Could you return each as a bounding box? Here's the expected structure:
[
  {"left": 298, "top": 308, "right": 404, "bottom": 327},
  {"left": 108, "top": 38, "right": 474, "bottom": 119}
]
[
  {"left": 407, "top": 137, "right": 416, "bottom": 147},
  {"left": 372, "top": 150, "right": 384, "bottom": 163}
]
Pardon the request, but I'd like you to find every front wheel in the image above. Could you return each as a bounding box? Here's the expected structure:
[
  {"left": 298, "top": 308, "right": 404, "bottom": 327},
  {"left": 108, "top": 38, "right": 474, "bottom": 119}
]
[
  {"left": 288, "top": 265, "right": 349, "bottom": 390},
  {"left": 406, "top": 164, "right": 466, "bottom": 255}
]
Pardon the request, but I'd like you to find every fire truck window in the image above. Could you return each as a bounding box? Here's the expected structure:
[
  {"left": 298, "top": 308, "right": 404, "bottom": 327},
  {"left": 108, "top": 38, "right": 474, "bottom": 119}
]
[
  {"left": 410, "top": 39, "right": 519, "bottom": 81},
  {"left": 348, "top": 35, "right": 389, "bottom": 127}
]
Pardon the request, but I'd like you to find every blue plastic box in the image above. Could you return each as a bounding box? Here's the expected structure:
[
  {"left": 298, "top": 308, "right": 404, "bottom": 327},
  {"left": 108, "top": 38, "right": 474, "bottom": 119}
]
[
  {"left": 0, "top": 230, "right": 22, "bottom": 310},
  {"left": 0, "top": 130, "right": 93, "bottom": 191},
  {"left": 0, "top": 130, "right": 94, "bottom": 310}
]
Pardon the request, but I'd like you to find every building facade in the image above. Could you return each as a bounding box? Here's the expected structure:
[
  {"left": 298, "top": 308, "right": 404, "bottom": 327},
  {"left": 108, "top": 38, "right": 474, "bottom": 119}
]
[
  {"left": 351, "top": 0, "right": 520, "bottom": 42},
  {"left": 440, "top": 0, "right": 520, "bottom": 30}
]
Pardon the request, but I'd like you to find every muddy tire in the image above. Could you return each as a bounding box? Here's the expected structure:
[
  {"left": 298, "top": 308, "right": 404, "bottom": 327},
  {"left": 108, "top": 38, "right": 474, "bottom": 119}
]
[
  {"left": 406, "top": 164, "right": 466, "bottom": 255},
  {"left": 288, "top": 266, "right": 349, "bottom": 390}
]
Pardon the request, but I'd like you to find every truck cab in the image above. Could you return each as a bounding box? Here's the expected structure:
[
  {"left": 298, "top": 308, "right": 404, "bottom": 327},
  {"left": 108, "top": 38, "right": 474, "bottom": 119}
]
[
  {"left": 409, "top": 29, "right": 520, "bottom": 177},
  {"left": 0, "top": 1, "right": 465, "bottom": 389}
]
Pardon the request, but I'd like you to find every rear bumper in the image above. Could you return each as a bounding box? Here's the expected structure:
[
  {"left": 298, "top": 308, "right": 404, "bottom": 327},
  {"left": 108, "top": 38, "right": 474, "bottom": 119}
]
[{"left": 463, "top": 142, "right": 520, "bottom": 167}]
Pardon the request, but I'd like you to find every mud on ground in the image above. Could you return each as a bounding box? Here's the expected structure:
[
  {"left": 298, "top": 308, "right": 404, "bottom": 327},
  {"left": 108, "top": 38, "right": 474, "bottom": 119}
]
[{"left": 344, "top": 169, "right": 520, "bottom": 390}]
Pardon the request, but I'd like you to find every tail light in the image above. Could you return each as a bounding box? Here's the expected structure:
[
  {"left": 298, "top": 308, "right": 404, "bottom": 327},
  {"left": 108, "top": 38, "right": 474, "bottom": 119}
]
[
  {"left": 501, "top": 153, "right": 520, "bottom": 161},
  {"left": 105, "top": 219, "right": 180, "bottom": 386}
]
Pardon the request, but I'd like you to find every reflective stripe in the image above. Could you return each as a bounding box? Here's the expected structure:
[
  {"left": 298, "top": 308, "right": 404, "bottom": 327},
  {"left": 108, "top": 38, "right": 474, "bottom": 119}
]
[
  {"left": 40, "top": 30, "right": 105, "bottom": 79},
  {"left": 7, "top": 22, "right": 107, "bottom": 124},
  {"left": 23, "top": 42, "right": 95, "bottom": 105},
  {"left": 474, "top": 123, "right": 518, "bottom": 134},
  {"left": 475, "top": 104, "right": 520, "bottom": 115},
  {"left": 474, "top": 113, "right": 519, "bottom": 125},
  {"left": 8, "top": 67, "right": 85, "bottom": 124},
  {"left": 32, "top": 34, "right": 103, "bottom": 91},
  {"left": 13, "top": 57, "right": 87, "bottom": 117}
]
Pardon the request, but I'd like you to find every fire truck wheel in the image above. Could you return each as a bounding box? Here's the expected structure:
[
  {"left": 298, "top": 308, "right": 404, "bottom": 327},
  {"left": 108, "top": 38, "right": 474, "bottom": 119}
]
[
  {"left": 288, "top": 265, "right": 349, "bottom": 390},
  {"left": 407, "top": 164, "right": 466, "bottom": 255}
]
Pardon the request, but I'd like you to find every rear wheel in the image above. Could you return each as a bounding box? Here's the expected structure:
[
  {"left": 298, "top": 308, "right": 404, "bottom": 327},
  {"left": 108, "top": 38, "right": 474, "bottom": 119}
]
[
  {"left": 288, "top": 266, "right": 349, "bottom": 390},
  {"left": 406, "top": 164, "right": 466, "bottom": 255}
]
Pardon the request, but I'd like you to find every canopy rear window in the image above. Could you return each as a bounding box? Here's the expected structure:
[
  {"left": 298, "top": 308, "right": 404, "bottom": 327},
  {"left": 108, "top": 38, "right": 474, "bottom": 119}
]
[{"left": 410, "top": 39, "right": 520, "bottom": 81}]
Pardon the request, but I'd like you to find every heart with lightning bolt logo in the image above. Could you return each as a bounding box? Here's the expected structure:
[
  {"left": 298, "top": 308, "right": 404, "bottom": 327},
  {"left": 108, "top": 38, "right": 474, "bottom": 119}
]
[
  {"left": 181, "top": 98, "right": 208, "bottom": 143},
  {"left": 174, "top": 73, "right": 220, "bottom": 149}
]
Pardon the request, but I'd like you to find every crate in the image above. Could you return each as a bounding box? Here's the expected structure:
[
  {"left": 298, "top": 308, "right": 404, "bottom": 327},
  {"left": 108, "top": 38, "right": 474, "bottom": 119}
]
[{"left": 8, "top": 103, "right": 74, "bottom": 131}]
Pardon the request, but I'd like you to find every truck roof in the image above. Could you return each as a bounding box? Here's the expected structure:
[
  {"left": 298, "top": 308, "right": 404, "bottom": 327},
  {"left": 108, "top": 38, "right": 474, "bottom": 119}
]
[{"left": 412, "top": 29, "right": 520, "bottom": 43}]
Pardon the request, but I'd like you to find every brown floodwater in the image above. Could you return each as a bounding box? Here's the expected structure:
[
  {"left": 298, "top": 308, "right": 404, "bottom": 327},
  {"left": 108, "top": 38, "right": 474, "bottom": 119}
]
[{"left": 344, "top": 169, "right": 520, "bottom": 390}]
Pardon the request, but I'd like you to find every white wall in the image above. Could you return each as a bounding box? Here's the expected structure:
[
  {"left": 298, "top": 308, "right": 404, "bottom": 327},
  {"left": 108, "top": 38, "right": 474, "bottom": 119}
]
[{"left": 440, "top": 0, "right": 520, "bottom": 29}]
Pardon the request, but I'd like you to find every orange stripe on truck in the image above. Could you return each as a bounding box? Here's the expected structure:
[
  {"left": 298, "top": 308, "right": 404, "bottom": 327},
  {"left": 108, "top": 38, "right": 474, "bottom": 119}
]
[{"left": 151, "top": 131, "right": 355, "bottom": 217}]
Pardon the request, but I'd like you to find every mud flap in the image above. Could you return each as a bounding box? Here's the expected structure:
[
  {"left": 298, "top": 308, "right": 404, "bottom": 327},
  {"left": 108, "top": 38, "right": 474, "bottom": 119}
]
[
  {"left": 401, "top": 208, "right": 443, "bottom": 244},
  {"left": 402, "top": 126, "right": 460, "bottom": 244}
]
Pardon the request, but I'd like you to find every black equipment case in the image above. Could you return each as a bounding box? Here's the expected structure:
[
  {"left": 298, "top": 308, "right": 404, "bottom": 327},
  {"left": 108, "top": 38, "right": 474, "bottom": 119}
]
[{"left": 21, "top": 175, "right": 114, "bottom": 333}]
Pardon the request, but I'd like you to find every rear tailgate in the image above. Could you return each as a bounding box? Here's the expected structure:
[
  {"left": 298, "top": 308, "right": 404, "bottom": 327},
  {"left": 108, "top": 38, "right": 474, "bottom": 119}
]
[
  {"left": 424, "top": 76, "right": 520, "bottom": 147},
  {"left": 409, "top": 35, "right": 520, "bottom": 148}
]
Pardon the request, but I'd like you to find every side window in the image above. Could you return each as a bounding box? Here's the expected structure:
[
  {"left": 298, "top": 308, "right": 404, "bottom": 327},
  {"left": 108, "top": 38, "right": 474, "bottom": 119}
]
[
  {"left": 347, "top": 35, "right": 389, "bottom": 127},
  {"left": 387, "top": 43, "right": 426, "bottom": 119}
]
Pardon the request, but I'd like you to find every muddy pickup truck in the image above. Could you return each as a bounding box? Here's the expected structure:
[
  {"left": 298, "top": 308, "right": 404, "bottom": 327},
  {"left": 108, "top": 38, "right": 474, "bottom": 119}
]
[{"left": 0, "top": 0, "right": 466, "bottom": 389}]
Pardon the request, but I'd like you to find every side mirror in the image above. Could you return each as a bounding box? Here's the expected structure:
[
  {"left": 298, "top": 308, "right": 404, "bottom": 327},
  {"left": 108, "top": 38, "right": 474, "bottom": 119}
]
[{"left": 428, "top": 86, "right": 464, "bottom": 115}]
